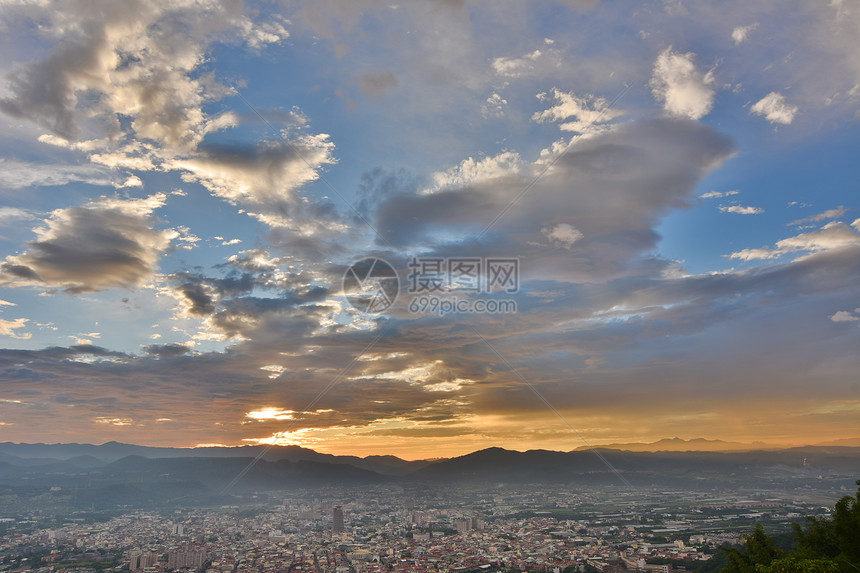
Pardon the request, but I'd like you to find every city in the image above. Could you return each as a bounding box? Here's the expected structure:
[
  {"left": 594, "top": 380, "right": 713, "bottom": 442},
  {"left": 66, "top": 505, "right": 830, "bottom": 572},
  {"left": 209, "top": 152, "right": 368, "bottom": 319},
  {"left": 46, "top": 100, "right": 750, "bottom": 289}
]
[{"left": 2, "top": 483, "right": 850, "bottom": 573}]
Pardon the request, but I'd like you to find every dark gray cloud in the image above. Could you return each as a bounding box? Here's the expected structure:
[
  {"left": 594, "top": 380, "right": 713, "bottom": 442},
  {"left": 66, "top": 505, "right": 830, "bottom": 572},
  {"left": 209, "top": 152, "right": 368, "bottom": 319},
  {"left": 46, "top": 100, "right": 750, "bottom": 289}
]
[
  {"left": 143, "top": 343, "right": 193, "bottom": 359},
  {"left": 0, "top": 21, "right": 106, "bottom": 140},
  {"left": 176, "top": 281, "right": 216, "bottom": 316},
  {"left": 374, "top": 118, "right": 735, "bottom": 282},
  {"left": 0, "top": 195, "right": 174, "bottom": 293}
]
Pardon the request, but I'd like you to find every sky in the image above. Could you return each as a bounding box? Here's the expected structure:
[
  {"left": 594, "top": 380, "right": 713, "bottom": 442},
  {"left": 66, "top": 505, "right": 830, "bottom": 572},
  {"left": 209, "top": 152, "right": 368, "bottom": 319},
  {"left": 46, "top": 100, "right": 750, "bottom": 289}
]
[{"left": 0, "top": 0, "right": 858, "bottom": 460}]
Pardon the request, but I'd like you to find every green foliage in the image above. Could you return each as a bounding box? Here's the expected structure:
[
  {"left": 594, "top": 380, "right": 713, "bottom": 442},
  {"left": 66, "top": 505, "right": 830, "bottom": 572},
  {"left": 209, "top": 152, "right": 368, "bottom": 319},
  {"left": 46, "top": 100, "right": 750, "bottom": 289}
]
[
  {"left": 755, "top": 556, "right": 839, "bottom": 573},
  {"left": 722, "top": 480, "right": 860, "bottom": 573},
  {"left": 723, "top": 525, "right": 785, "bottom": 573},
  {"left": 792, "top": 517, "right": 839, "bottom": 559},
  {"left": 832, "top": 481, "right": 860, "bottom": 569},
  {"left": 698, "top": 549, "right": 729, "bottom": 572}
]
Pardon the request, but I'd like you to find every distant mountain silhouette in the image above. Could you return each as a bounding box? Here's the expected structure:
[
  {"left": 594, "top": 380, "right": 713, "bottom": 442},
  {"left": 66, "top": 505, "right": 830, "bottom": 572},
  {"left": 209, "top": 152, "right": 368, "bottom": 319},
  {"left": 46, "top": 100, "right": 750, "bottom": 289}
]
[
  {"left": 573, "top": 437, "right": 776, "bottom": 452},
  {"left": 410, "top": 446, "right": 860, "bottom": 485},
  {"left": 1, "top": 441, "right": 857, "bottom": 506},
  {"left": 812, "top": 437, "right": 860, "bottom": 448},
  {"left": 0, "top": 441, "right": 431, "bottom": 476}
]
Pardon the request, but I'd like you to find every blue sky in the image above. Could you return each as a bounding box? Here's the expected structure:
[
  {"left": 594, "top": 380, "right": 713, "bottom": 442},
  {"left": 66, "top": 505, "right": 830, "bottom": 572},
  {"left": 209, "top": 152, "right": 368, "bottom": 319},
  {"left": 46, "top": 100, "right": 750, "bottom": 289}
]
[{"left": 0, "top": 0, "right": 857, "bottom": 458}]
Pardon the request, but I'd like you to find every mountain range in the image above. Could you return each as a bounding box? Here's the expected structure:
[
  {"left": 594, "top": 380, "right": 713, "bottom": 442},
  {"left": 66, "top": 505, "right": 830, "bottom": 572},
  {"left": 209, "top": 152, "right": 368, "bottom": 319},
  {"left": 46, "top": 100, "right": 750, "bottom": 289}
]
[
  {"left": 0, "top": 441, "right": 432, "bottom": 475},
  {"left": 1, "top": 440, "right": 857, "bottom": 509},
  {"left": 574, "top": 437, "right": 860, "bottom": 452}
]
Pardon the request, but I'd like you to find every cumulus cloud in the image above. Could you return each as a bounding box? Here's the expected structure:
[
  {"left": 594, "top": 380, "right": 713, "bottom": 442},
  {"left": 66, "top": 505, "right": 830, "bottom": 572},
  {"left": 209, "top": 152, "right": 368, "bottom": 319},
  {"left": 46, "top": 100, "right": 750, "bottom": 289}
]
[
  {"left": 492, "top": 49, "right": 543, "bottom": 77},
  {"left": 700, "top": 190, "right": 739, "bottom": 199},
  {"left": 751, "top": 92, "right": 798, "bottom": 125},
  {"left": 541, "top": 223, "right": 584, "bottom": 249},
  {"left": 650, "top": 48, "right": 715, "bottom": 120},
  {"left": 777, "top": 221, "right": 860, "bottom": 252},
  {"left": 830, "top": 310, "right": 859, "bottom": 322},
  {"left": 171, "top": 136, "right": 336, "bottom": 210},
  {"left": 532, "top": 88, "right": 625, "bottom": 135},
  {"left": 720, "top": 205, "right": 764, "bottom": 214},
  {"left": 0, "top": 316, "right": 31, "bottom": 339},
  {"left": 481, "top": 92, "right": 507, "bottom": 118},
  {"left": 376, "top": 118, "right": 736, "bottom": 283},
  {"left": 730, "top": 221, "right": 860, "bottom": 261},
  {"left": 239, "top": 16, "right": 290, "bottom": 50},
  {"left": 116, "top": 175, "right": 143, "bottom": 189},
  {"left": 731, "top": 23, "right": 759, "bottom": 45},
  {"left": 426, "top": 151, "right": 524, "bottom": 193},
  {"left": 0, "top": 194, "right": 175, "bottom": 293}
]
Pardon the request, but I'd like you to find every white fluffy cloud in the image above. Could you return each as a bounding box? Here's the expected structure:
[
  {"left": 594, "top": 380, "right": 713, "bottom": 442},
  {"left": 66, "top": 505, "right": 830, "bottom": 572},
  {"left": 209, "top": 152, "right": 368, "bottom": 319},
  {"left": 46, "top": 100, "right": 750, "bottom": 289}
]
[
  {"left": 171, "top": 135, "right": 336, "bottom": 208},
  {"left": 0, "top": 316, "right": 30, "bottom": 339},
  {"left": 481, "top": 92, "right": 508, "bottom": 118},
  {"left": 239, "top": 16, "right": 290, "bottom": 50},
  {"left": 730, "top": 221, "right": 860, "bottom": 261},
  {"left": 426, "top": 151, "right": 524, "bottom": 194},
  {"left": 720, "top": 205, "right": 764, "bottom": 215},
  {"left": 650, "top": 48, "right": 715, "bottom": 120},
  {"left": 751, "top": 92, "right": 798, "bottom": 125},
  {"left": 700, "top": 190, "right": 739, "bottom": 199},
  {"left": 532, "top": 89, "right": 626, "bottom": 135},
  {"left": 731, "top": 23, "right": 759, "bottom": 45},
  {"left": 541, "top": 223, "right": 584, "bottom": 249},
  {"left": 830, "top": 310, "right": 859, "bottom": 322},
  {"left": 492, "top": 49, "right": 543, "bottom": 78}
]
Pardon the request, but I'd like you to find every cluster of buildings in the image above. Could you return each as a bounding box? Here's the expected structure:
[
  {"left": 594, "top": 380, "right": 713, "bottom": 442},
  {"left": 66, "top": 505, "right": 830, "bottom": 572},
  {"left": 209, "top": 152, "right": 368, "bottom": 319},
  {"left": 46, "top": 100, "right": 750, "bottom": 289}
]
[{"left": 0, "top": 485, "right": 838, "bottom": 573}]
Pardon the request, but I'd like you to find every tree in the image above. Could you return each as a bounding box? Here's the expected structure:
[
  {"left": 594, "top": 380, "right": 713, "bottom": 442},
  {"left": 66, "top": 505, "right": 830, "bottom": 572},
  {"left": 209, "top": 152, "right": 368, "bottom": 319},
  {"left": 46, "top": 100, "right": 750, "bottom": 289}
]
[
  {"left": 723, "top": 480, "right": 860, "bottom": 573},
  {"left": 832, "top": 480, "right": 860, "bottom": 572},
  {"left": 792, "top": 516, "right": 839, "bottom": 559},
  {"left": 756, "top": 556, "right": 838, "bottom": 573},
  {"left": 746, "top": 525, "right": 785, "bottom": 567},
  {"left": 723, "top": 525, "right": 784, "bottom": 573}
]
